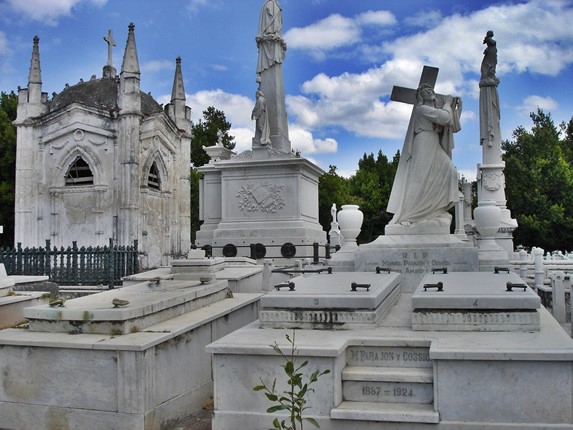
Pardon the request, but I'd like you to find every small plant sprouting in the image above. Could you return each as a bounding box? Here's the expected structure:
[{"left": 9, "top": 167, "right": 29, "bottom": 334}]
[{"left": 253, "top": 330, "right": 330, "bottom": 430}]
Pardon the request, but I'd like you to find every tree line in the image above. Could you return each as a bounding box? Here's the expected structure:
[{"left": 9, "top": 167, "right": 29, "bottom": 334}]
[{"left": 1, "top": 90, "right": 572, "bottom": 252}]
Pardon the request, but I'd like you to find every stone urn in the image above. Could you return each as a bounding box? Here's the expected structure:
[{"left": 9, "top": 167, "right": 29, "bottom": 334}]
[
  {"left": 474, "top": 200, "right": 501, "bottom": 250},
  {"left": 337, "top": 204, "right": 363, "bottom": 249}
]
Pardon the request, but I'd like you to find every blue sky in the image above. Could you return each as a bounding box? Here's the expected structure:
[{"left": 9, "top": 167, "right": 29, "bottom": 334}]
[{"left": 1, "top": 0, "right": 572, "bottom": 179}]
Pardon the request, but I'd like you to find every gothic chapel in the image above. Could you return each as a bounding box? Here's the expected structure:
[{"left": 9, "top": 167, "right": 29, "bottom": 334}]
[{"left": 13, "top": 24, "right": 192, "bottom": 268}]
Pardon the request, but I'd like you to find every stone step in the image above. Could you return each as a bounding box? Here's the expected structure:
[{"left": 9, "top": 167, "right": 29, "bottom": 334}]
[
  {"left": 342, "top": 366, "right": 433, "bottom": 383},
  {"left": 346, "top": 345, "right": 432, "bottom": 368},
  {"left": 331, "top": 401, "right": 439, "bottom": 423}
]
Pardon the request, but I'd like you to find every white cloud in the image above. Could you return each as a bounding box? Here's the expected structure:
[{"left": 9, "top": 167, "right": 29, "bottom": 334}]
[
  {"left": 282, "top": 1, "right": 573, "bottom": 146},
  {"left": 210, "top": 64, "right": 228, "bottom": 72},
  {"left": 458, "top": 169, "right": 478, "bottom": 182},
  {"left": 6, "top": 0, "right": 107, "bottom": 25},
  {"left": 157, "top": 89, "right": 340, "bottom": 156},
  {"left": 404, "top": 10, "right": 442, "bottom": 28},
  {"left": 383, "top": 1, "right": 573, "bottom": 79},
  {"left": 289, "top": 126, "right": 338, "bottom": 155},
  {"left": 141, "top": 60, "right": 173, "bottom": 74},
  {"left": 284, "top": 11, "right": 396, "bottom": 60},
  {"left": 284, "top": 14, "right": 361, "bottom": 53},
  {"left": 186, "top": 0, "right": 223, "bottom": 15},
  {"left": 517, "top": 95, "right": 558, "bottom": 114},
  {"left": 287, "top": 60, "right": 422, "bottom": 139},
  {"left": 356, "top": 10, "right": 397, "bottom": 27}
]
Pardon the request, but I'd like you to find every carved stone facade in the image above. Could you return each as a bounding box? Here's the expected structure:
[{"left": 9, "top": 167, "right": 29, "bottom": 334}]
[{"left": 14, "top": 26, "right": 192, "bottom": 268}]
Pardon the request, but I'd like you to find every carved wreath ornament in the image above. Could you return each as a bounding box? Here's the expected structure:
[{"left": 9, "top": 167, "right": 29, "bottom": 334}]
[
  {"left": 482, "top": 171, "right": 502, "bottom": 192},
  {"left": 237, "top": 182, "right": 285, "bottom": 213}
]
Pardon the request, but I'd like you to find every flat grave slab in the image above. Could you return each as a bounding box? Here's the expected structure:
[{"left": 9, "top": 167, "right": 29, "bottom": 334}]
[
  {"left": 259, "top": 272, "right": 400, "bottom": 329},
  {"left": 411, "top": 272, "right": 540, "bottom": 332},
  {"left": 24, "top": 279, "right": 229, "bottom": 334}
]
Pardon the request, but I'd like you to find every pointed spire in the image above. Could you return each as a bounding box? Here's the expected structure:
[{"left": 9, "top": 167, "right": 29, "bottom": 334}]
[
  {"left": 171, "top": 56, "right": 186, "bottom": 102},
  {"left": 121, "top": 23, "right": 140, "bottom": 75},
  {"left": 28, "top": 36, "right": 42, "bottom": 85}
]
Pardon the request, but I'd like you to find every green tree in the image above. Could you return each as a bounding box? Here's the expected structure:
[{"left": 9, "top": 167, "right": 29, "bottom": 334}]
[
  {"left": 317, "top": 165, "right": 352, "bottom": 231},
  {"left": 503, "top": 109, "right": 573, "bottom": 250},
  {"left": 190, "top": 107, "right": 236, "bottom": 242},
  {"left": 191, "top": 106, "right": 235, "bottom": 167},
  {"left": 0, "top": 91, "right": 17, "bottom": 247},
  {"left": 348, "top": 150, "right": 399, "bottom": 243}
]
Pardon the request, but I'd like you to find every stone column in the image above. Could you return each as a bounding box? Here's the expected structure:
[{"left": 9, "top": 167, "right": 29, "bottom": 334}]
[
  {"left": 476, "top": 30, "right": 517, "bottom": 253},
  {"left": 255, "top": 0, "right": 290, "bottom": 153}
]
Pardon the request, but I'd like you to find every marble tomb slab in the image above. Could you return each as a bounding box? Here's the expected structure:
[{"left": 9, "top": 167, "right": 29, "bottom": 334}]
[
  {"left": 259, "top": 272, "right": 400, "bottom": 329},
  {"left": 24, "top": 279, "right": 229, "bottom": 335},
  {"left": 411, "top": 272, "right": 540, "bottom": 332}
]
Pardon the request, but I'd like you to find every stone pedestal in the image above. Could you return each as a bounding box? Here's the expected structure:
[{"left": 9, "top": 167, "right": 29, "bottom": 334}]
[{"left": 197, "top": 149, "right": 326, "bottom": 258}]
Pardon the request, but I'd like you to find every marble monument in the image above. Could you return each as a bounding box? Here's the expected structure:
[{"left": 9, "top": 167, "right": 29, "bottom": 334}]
[
  {"left": 205, "top": 29, "right": 573, "bottom": 429},
  {"left": 196, "top": 0, "right": 326, "bottom": 258}
]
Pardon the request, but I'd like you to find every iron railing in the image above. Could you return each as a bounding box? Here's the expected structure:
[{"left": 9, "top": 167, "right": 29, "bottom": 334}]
[{"left": 0, "top": 239, "right": 139, "bottom": 288}]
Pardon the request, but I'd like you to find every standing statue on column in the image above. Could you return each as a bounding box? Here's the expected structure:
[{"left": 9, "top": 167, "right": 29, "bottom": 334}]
[
  {"left": 479, "top": 30, "right": 501, "bottom": 150},
  {"left": 387, "top": 84, "right": 461, "bottom": 228},
  {"left": 480, "top": 30, "right": 499, "bottom": 86},
  {"left": 252, "top": 90, "right": 271, "bottom": 145},
  {"left": 256, "top": 0, "right": 285, "bottom": 75},
  {"left": 253, "top": 0, "right": 290, "bottom": 153}
]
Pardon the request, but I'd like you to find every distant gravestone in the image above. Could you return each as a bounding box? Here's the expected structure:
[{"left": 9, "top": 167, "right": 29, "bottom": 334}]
[{"left": 0, "top": 226, "right": 6, "bottom": 278}]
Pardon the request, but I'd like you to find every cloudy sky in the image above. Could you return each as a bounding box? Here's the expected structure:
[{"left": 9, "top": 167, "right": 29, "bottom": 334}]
[{"left": 1, "top": 0, "right": 572, "bottom": 179}]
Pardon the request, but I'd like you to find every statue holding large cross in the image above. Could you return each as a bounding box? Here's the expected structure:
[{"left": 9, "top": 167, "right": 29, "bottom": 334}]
[{"left": 386, "top": 65, "right": 462, "bottom": 234}]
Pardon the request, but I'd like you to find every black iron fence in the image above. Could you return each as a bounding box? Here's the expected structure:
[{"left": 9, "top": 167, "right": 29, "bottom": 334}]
[{"left": 0, "top": 239, "right": 139, "bottom": 288}]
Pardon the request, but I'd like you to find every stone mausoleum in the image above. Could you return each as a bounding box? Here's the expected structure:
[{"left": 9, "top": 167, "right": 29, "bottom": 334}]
[{"left": 13, "top": 24, "right": 192, "bottom": 268}]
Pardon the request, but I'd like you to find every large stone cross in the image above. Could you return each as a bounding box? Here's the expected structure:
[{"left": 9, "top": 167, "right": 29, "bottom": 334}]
[
  {"left": 391, "top": 65, "right": 440, "bottom": 106},
  {"left": 103, "top": 30, "right": 117, "bottom": 67}
]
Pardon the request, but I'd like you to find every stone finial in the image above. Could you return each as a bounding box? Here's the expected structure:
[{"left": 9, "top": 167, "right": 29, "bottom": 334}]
[
  {"left": 121, "top": 22, "right": 140, "bottom": 75},
  {"left": 28, "top": 35, "right": 42, "bottom": 85},
  {"left": 170, "top": 56, "right": 185, "bottom": 102}
]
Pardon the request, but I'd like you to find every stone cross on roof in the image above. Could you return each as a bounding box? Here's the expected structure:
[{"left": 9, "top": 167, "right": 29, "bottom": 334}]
[
  {"left": 390, "top": 65, "right": 440, "bottom": 106},
  {"left": 103, "top": 29, "right": 117, "bottom": 67}
]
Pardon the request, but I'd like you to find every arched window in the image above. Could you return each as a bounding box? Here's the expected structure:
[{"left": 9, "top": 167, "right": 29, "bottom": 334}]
[
  {"left": 65, "top": 156, "right": 94, "bottom": 185},
  {"left": 147, "top": 161, "right": 161, "bottom": 190}
]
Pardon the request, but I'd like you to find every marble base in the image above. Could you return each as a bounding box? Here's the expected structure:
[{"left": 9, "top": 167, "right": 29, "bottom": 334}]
[
  {"left": 207, "top": 294, "right": 573, "bottom": 429},
  {"left": 0, "top": 293, "right": 261, "bottom": 430},
  {"left": 196, "top": 153, "right": 326, "bottom": 259}
]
